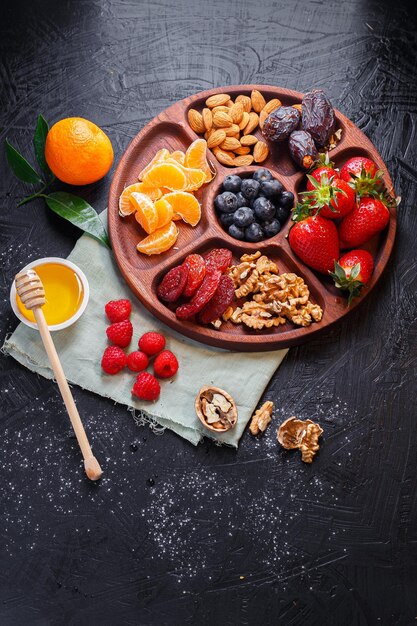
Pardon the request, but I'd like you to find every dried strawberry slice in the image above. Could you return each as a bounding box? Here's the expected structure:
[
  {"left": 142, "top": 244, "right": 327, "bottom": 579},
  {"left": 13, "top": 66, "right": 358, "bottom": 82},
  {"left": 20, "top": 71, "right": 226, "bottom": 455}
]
[
  {"left": 176, "top": 270, "right": 222, "bottom": 320},
  {"left": 199, "top": 275, "right": 235, "bottom": 324},
  {"left": 204, "top": 248, "right": 233, "bottom": 273},
  {"left": 183, "top": 254, "right": 206, "bottom": 297},
  {"left": 157, "top": 264, "right": 189, "bottom": 303}
]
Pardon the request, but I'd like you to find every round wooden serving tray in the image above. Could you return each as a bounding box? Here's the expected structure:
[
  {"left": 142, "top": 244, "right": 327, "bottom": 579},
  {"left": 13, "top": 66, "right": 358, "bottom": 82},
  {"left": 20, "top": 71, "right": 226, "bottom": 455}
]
[{"left": 108, "top": 85, "right": 396, "bottom": 351}]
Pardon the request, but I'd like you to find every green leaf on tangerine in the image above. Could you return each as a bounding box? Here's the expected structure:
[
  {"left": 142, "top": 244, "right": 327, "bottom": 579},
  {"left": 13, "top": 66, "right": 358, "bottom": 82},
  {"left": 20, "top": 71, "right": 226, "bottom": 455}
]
[
  {"left": 5, "top": 139, "right": 43, "bottom": 184},
  {"left": 33, "top": 115, "right": 52, "bottom": 176}
]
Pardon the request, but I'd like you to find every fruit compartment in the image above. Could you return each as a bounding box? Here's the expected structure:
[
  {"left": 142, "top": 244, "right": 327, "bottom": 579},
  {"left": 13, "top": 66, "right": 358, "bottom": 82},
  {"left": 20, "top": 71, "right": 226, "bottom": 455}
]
[
  {"left": 152, "top": 237, "right": 327, "bottom": 338},
  {"left": 207, "top": 166, "right": 296, "bottom": 247}
]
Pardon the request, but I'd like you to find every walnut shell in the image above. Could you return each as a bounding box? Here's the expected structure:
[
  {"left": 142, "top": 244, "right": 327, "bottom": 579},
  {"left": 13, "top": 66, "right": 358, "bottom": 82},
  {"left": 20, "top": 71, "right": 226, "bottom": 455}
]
[{"left": 195, "top": 386, "right": 238, "bottom": 433}]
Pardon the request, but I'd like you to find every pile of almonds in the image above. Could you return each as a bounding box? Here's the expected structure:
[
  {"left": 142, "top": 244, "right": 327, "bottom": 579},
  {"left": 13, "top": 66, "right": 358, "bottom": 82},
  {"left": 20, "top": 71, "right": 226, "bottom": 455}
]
[{"left": 187, "top": 90, "right": 281, "bottom": 167}]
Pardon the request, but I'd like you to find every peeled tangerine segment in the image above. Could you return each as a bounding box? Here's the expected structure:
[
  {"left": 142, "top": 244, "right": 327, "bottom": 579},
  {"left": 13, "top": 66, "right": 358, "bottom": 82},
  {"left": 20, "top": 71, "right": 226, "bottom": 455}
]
[
  {"left": 142, "top": 162, "right": 187, "bottom": 190},
  {"left": 131, "top": 192, "right": 159, "bottom": 234},
  {"left": 154, "top": 198, "right": 174, "bottom": 229},
  {"left": 170, "top": 150, "right": 186, "bottom": 164},
  {"left": 162, "top": 191, "right": 201, "bottom": 226},
  {"left": 138, "top": 148, "right": 170, "bottom": 181},
  {"left": 164, "top": 160, "right": 206, "bottom": 191},
  {"left": 136, "top": 221, "right": 179, "bottom": 256},
  {"left": 185, "top": 138, "right": 215, "bottom": 182},
  {"left": 119, "top": 183, "right": 162, "bottom": 216}
]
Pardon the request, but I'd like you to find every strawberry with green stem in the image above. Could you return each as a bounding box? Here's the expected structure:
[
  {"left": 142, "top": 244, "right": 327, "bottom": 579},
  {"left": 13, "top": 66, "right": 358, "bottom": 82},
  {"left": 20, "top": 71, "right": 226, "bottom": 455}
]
[
  {"left": 339, "top": 156, "right": 384, "bottom": 198},
  {"left": 329, "top": 249, "right": 374, "bottom": 304},
  {"left": 289, "top": 214, "right": 339, "bottom": 274},
  {"left": 299, "top": 172, "right": 356, "bottom": 220},
  {"left": 339, "top": 196, "right": 390, "bottom": 248}
]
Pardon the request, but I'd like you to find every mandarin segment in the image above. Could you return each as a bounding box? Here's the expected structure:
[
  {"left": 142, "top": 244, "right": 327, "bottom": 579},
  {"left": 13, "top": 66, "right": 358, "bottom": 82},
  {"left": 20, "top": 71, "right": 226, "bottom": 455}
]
[
  {"left": 138, "top": 148, "right": 170, "bottom": 181},
  {"left": 136, "top": 221, "right": 178, "bottom": 256},
  {"left": 162, "top": 191, "right": 201, "bottom": 226},
  {"left": 184, "top": 138, "right": 215, "bottom": 183},
  {"left": 154, "top": 197, "right": 174, "bottom": 229},
  {"left": 131, "top": 192, "right": 159, "bottom": 234},
  {"left": 143, "top": 162, "right": 187, "bottom": 190}
]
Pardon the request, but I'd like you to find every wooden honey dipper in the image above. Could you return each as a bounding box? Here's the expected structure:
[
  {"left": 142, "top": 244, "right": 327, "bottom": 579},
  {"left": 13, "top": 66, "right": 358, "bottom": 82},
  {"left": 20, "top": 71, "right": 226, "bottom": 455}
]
[{"left": 15, "top": 268, "right": 103, "bottom": 481}]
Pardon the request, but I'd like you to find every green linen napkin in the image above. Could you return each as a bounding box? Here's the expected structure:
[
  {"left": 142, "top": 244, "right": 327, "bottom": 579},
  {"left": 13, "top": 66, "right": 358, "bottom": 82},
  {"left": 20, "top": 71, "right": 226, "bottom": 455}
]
[{"left": 3, "top": 221, "right": 287, "bottom": 447}]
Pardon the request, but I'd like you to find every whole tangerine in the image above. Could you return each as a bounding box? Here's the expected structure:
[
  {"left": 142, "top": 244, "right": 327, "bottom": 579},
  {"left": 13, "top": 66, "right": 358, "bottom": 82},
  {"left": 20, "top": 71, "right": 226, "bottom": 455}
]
[{"left": 45, "top": 117, "right": 114, "bottom": 185}]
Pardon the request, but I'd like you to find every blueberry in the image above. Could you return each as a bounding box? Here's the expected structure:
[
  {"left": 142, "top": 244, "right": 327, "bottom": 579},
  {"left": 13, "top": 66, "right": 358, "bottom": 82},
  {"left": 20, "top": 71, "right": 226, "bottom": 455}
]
[
  {"left": 263, "top": 219, "right": 281, "bottom": 238},
  {"left": 220, "top": 212, "right": 236, "bottom": 228},
  {"left": 214, "top": 191, "right": 238, "bottom": 214},
  {"left": 233, "top": 207, "right": 255, "bottom": 228},
  {"left": 245, "top": 222, "right": 264, "bottom": 242},
  {"left": 279, "top": 191, "right": 295, "bottom": 210},
  {"left": 241, "top": 178, "right": 261, "bottom": 202},
  {"left": 235, "top": 192, "right": 247, "bottom": 209},
  {"left": 275, "top": 206, "right": 291, "bottom": 223},
  {"left": 253, "top": 168, "right": 273, "bottom": 183},
  {"left": 260, "top": 179, "right": 283, "bottom": 199},
  {"left": 228, "top": 224, "right": 245, "bottom": 240},
  {"left": 222, "top": 175, "right": 242, "bottom": 193},
  {"left": 252, "top": 196, "right": 276, "bottom": 222}
]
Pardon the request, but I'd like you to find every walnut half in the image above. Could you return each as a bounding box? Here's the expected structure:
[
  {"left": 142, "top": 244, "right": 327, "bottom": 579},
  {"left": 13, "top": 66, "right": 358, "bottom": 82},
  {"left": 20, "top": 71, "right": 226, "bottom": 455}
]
[
  {"left": 277, "top": 416, "right": 323, "bottom": 463},
  {"left": 195, "top": 386, "right": 238, "bottom": 433},
  {"left": 249, "top": 401, "right": 274, "bottom": 435}
]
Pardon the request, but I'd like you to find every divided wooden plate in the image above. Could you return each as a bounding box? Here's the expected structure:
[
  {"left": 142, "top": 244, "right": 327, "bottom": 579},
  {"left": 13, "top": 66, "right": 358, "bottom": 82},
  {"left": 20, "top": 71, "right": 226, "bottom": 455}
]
[{"left": 108, "top": 85, "right": 396, "bottom": 351}]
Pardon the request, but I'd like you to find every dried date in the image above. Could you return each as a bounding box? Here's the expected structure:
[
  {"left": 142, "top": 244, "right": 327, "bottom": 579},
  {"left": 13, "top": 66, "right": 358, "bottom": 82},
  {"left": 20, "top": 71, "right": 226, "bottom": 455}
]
[
  {"left": 301, "top": 89, "right": 335, "bottom": 147},
  {"left": 288, "top": 130, "right": 319, "bottom": 170},
  {"left": 261, "top": 106, "right": 300, "bottom": 142}
]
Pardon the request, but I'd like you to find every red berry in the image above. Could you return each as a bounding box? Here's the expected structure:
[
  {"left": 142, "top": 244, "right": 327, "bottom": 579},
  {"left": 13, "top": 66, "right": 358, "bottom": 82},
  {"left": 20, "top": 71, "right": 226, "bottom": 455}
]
[
  {"left": 306, "top": 165, "right": 338, "bottom": 190},
  {"left": 339, "top": 156, "right": 378, "bottom": 182},
  {"left": 126, "top": 351, "right": 149, "bottom": 372},
  {"left": 132, "top": 372, "right": 160, "bottom": 401},
  {"left": 138, "top": 331, "right": 166, "bottom": 356},
  {"left": 329, "top": 249, "right": 374, "bottom": 305},
  {"left": 153, "top": 350, "right": 179, "bottom": 378},
  {"left": 339, "top": 197, "right": 390, "bottom": 248},
  {"left": 101, "top": 346, "right": 127, "bottom": 375},
  {"left": 303, "top": 175, "right": 355, "bottom": 219},
  {"left": 106, "top": 320, "right": 133, "bottom": 348},
  {"left": 289, "top": 215, "right": 339, "bottom": 274},
  {"left": 105, "top": 299, "right": 131, "bottom": 323}
]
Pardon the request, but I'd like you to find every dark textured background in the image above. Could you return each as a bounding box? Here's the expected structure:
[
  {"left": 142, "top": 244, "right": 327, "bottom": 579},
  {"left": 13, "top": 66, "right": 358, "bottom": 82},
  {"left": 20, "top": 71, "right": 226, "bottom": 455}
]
[{"left": 1, "top": 1, "right": 417, "bottom": 624}]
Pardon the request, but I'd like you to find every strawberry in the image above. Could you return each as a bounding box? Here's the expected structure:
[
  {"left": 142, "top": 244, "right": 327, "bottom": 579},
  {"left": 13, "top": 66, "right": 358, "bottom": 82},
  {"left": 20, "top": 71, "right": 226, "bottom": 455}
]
[
  {"left": 339, "top": 197, "right": 390, "bottom": 248},
  {"left": 300, "top": 174, "right": 355, "bottom": 219},
  {"left": 105, "top": 299, "right": 131, "bottom": 323},
  {"left": 289, "top": 215, "right": 339, "bottom": 274},
  {"left": 106, "top": 320, "right": 133, "bottom": 348},
  {"left": 329, "top": 250, "right": 374, "bottom": 304},
  {"left": 339, "top": 156, "right": 383, "bottom": 198},
  {"left": 306, "top": 165, "right": 338, "bottom": 189}
]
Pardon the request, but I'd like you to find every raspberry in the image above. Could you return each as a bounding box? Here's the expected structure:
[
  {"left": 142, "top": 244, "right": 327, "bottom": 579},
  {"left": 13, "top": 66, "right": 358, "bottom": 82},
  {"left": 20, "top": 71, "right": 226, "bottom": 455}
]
[
  {"left": 105, "top": 299, "right": 131, "bottom": 323},
  {"left": 153, "top": 350, "right": 179, "bottom": 379},
  {"left": 101, "top": 346, "right": 127, "bottom": 375},
  {"left": 126, "top": 351, "right": 149, "bottom": 372},
  {"left": 132, "top": 372, "right": 160, "bottom": 401},
  {"left": 106, "top": 320, "right": 133, "bottom": 348},
  {"left": 138, "top": 331, "right": 166, "bottom": 356}
]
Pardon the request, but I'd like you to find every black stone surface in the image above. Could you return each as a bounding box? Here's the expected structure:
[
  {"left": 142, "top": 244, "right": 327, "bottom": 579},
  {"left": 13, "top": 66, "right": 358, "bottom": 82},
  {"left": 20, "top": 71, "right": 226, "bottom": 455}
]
[{"left": 1, "top": 1, "right": 417, "bottom": 624}]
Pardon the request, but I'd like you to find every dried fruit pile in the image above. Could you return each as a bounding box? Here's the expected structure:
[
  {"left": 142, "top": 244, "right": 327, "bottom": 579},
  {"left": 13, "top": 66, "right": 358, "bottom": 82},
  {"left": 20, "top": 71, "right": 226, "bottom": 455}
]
[
  {"left": 289, "top": 154, "right": 393, "bottom": 303},
  {"left": 187, "top": 90, "right": 276, "bottom": 167},
  {"left": 119, "top": 139, "right": 214, "bottom": 255},
  {"left": 100, "top": 299, "right": 178, "bottom": 401},
  {"left": 157, "top": 248, "right": 235, "bottom": 323},
  {"left": 262, "top": 89, "right": 341, "bottom": 170},
  {"left": 214, "top": 168, "right": 294, "bottom": 242}
]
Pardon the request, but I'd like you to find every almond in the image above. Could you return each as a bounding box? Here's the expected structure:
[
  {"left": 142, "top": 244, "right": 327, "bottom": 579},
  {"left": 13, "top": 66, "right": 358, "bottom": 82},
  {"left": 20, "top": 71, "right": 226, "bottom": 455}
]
[
  {"left": 207, "top": 129, "right": 227, "bottom": 148},
  {"left": 220, "top": 137, "right": 241, "bottom": 151},
  {"left": 213, "top": 111, "right": 233, "bottom": 128},
  {"left": 233, "top": 146, "right": 251, "bottom": 155},
  {"left": 205, "top": 93, "right": 231, "bottom": 108},
  {"left": 263, "top": 98, "right": 281, "bottom": 114},
  {"left": 259, "top": 110, "right": 269, "bottom": 130},
  {"left": 253, "top": 141, "right": 269, "bottom": 163},
  {"left": 251, "top": 89, "right": 266, "bottom": 113},
  {"left": 243, "top": 112, "right": 259, "bottom": 135},
  {"left": 233, "top": 155, "right": 254, "bottom": 166},
  {"left": 213, "top": 147, "right": 235, "bottom": 166},
  {"left": 292, "top": 103, "right": 302, "bottom": 112},
  {"left": 235, "top": 95, "right": 252, "bottom": 113},
  {"left": 229, "top": 102, "right": 244, "bottom": 124},
  {"left": 211, "top": 105, "right": 231, "bottom": 115},
  {"left": 224, "top": 124, "right": 241, "bottom": 136},
  {"left": 188, "top": 109, "right": 205, "bottom": 134},
  {"left": 238, "top": 112, "right": 250, "bottom": 130},
  {"left": 225, "top": 99, "right": 234, "bottom": 108},
  {"left": 240, "top": 134, "right": 258, "bottom": 146},
  {"left": 202, "top": 108, "right": 213, "bottom": 131}
]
